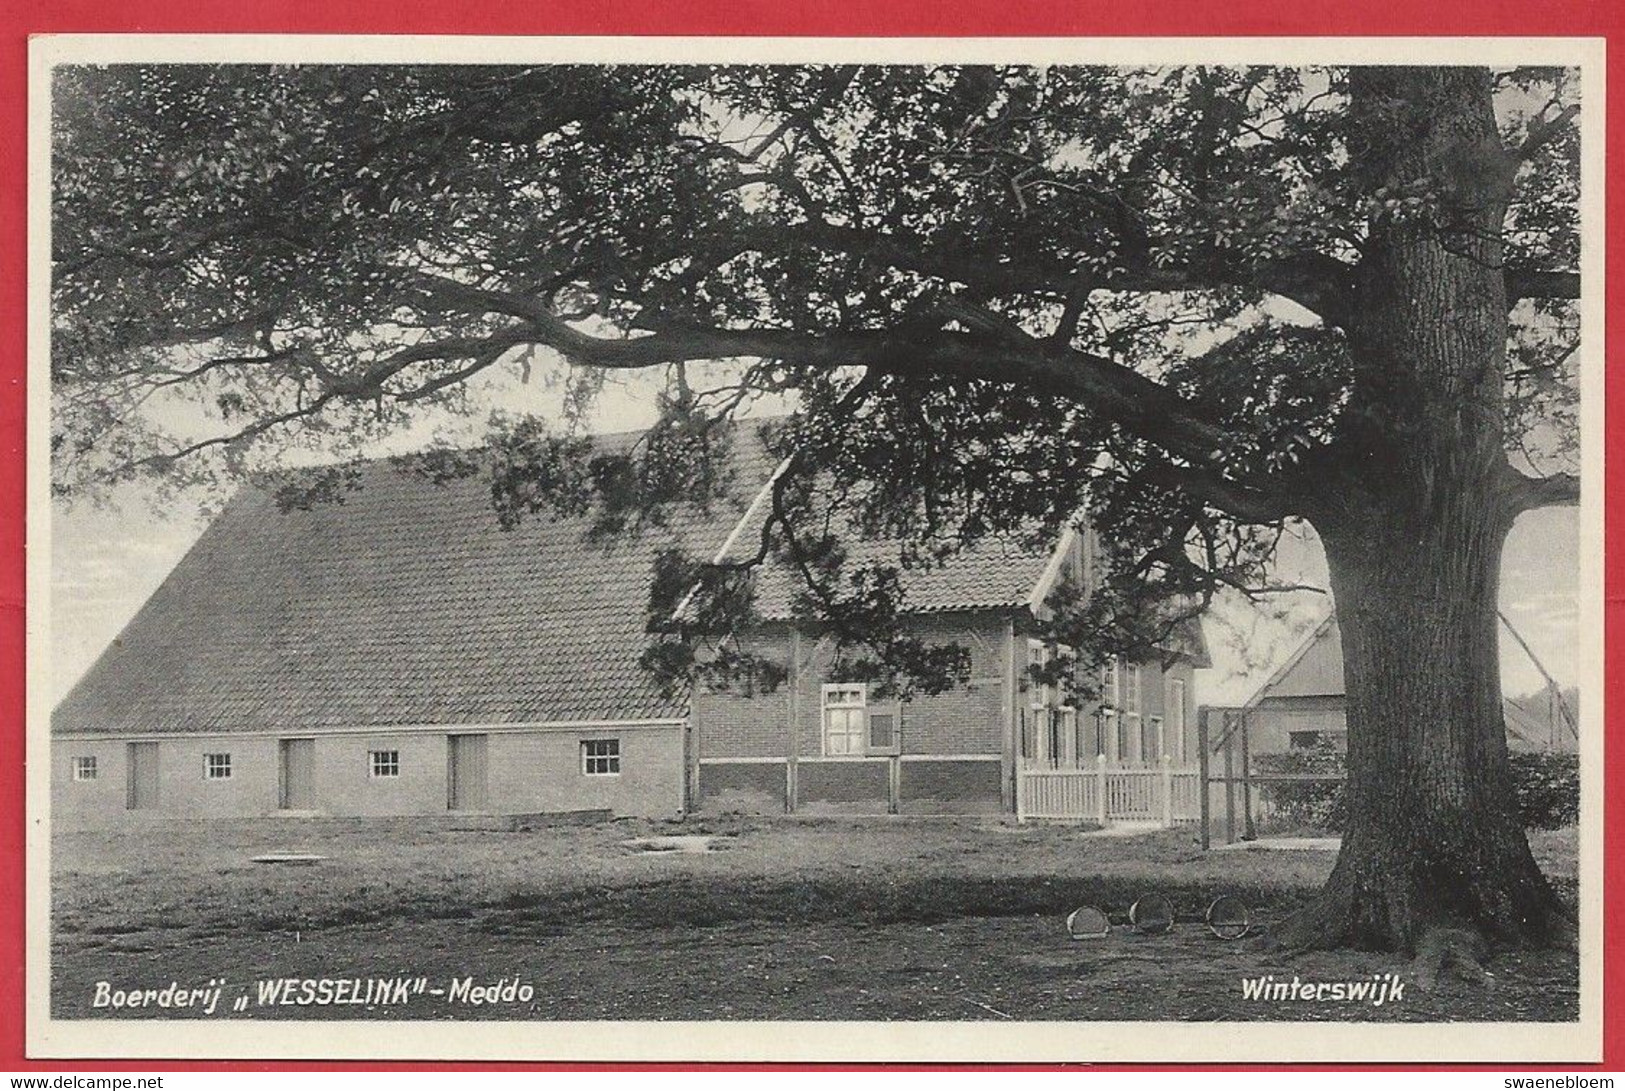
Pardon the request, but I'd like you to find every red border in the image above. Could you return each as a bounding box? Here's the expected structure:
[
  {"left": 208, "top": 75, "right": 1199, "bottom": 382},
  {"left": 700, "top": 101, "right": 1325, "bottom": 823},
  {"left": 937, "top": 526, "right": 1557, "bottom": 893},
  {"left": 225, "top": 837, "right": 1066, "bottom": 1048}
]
[{"left": 1, "top": 0, "right": 1618, "bottom": 1072}]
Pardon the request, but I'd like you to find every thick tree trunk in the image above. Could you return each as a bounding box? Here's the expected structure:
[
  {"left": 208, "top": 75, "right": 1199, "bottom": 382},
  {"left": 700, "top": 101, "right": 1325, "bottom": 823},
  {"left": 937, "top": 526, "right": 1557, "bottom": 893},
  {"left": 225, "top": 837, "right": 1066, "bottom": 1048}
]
[
  {"left": 1280, "top": 500, "right": 1573, "bottom": 955},
  {"left": 1279, "top": 68, "right": 1574, "bottom": 957}
]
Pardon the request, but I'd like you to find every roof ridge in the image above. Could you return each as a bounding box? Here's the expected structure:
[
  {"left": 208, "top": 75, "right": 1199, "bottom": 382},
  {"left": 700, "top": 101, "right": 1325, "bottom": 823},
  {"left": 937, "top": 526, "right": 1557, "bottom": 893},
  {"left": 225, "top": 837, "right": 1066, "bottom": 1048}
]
[{"left": 255, "top": 416, "right": 789, "bottom": 484}]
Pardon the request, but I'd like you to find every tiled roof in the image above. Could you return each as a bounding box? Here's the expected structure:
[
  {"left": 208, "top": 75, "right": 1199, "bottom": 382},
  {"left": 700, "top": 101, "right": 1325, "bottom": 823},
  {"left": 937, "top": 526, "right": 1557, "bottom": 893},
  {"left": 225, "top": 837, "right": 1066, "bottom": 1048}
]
[
  {"left": 712, "top": 451, "right": 1058, "bottom": 619},
  {"left": 53, "top": 430, "right": 775, "bottom": 735},
  {"left": 54, "top": 422, "right": 1197, "bottom": 736},
  {"left": 747, "top": 533, "right": 1056, "bottom": 619}
]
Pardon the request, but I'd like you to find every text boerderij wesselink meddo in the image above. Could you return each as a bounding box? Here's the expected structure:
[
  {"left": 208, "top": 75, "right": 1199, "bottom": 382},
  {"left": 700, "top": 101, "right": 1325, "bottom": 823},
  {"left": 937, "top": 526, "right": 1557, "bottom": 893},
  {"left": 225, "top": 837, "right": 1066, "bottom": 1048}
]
[{"left": 91, "top": 975, "right": 536, "bottom": 1014}]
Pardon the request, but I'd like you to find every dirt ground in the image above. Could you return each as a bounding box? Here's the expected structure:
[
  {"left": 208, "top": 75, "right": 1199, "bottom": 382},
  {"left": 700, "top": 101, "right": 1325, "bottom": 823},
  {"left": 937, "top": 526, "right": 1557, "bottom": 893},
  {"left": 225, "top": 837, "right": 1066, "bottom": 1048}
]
[{"left": 49, "top": 816, "right": 1580, "bottom": 1023}]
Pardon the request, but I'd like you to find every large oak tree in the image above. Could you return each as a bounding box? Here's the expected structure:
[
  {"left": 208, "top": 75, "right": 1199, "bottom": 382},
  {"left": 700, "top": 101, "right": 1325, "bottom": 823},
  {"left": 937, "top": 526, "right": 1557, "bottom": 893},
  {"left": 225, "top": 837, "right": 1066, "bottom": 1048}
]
[{"left": 51, "top": 62, "right": 1582, "bottom": 959}]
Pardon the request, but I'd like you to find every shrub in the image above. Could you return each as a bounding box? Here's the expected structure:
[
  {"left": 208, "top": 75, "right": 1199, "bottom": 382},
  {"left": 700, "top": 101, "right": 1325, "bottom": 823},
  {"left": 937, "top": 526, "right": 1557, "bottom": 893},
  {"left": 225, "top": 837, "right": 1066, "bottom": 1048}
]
[
  {"left": 1247, "top": 745, "right": 1577, "bottom": 833},
  {"left": 1252, "top": 739, "right": 1346, "bottom": 833},
  {"left": 1507, "top": 752, "right": 1580, "bottom": 830}
]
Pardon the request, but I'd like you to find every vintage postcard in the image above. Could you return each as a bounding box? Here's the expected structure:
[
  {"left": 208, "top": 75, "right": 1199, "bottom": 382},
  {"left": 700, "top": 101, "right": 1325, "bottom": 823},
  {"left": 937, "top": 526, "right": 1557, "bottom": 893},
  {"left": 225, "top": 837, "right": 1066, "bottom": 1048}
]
[{"left": 25, "top": 34, "right": 1605, "bottom": 1062}]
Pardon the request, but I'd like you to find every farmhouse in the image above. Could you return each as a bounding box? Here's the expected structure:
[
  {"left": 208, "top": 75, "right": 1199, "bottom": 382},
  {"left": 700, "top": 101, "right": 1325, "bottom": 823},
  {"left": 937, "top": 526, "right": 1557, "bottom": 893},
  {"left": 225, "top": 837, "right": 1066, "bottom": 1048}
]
[{"left": 52, "top": 425, "right": 1207, "bottom": 830}]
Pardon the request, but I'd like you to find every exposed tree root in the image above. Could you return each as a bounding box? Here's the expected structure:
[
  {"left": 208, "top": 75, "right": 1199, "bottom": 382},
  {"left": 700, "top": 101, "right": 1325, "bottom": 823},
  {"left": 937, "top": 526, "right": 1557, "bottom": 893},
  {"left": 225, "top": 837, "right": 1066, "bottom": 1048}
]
[
  {"left": 1271, "top": 861, "right": 1577, "bottom": 990},
  {"left": 1412, "top": 924, "right": 1492, "bottom": 991}
]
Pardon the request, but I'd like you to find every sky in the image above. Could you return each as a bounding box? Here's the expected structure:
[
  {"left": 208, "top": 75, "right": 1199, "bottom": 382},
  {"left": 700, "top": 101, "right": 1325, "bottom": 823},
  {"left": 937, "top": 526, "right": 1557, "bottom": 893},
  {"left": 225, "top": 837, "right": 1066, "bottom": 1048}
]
[{"left": 48, "top": 368, "right": 1583, "bottom": 711}]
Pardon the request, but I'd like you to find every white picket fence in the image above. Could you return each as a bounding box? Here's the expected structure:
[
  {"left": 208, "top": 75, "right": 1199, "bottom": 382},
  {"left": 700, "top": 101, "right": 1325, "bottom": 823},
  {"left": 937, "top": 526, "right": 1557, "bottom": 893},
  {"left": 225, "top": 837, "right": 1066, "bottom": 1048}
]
[{"left": 1018, "top": 753, "right": 1201, "bottom": 827}]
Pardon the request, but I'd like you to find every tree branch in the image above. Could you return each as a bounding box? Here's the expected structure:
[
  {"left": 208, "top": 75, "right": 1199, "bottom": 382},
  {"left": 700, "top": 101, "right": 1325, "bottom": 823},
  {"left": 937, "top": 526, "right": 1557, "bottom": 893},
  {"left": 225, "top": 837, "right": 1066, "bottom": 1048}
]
[
  {"left": 1505, "top": 267, "right": 1580, "bottom": 302},
  {"left": 767, "top": 221, "right": 1356, "bottom": 325},
  {"left": 1134, "top": 463, "right": 1295, "bottom": 525},
  {"left": 406, "top": 266, "right": 1239, "bottom": 455},
  {"left": 1513, "top": 102, "right": 1580, "bottom": 161},
  {"left": 1503, "top": 466, "right": 1580, "bottom": 513}
]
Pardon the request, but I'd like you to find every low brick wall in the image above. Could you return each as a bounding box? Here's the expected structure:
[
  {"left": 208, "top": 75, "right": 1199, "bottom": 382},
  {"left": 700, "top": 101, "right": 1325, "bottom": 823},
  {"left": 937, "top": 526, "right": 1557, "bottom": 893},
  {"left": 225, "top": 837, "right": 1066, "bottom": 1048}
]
[
  {"left": 696, "top": 756, "right": 1005, "bottom": 816},
  {"left": 796, "top": 758, "right": 890, "bottom": 815},
  {"left": 697, "top": 761, "right": 786, "bottom": 815},
  {"left": 899, "top": 759, "right": 1004, "bottom": 815}
]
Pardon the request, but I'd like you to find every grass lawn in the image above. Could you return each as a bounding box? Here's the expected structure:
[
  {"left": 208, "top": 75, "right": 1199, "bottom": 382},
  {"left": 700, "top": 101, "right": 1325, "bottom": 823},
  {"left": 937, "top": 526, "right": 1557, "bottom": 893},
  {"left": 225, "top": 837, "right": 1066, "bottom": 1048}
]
[{"left": 50, "top": 816, "right": 1579, "bottom": 1023}]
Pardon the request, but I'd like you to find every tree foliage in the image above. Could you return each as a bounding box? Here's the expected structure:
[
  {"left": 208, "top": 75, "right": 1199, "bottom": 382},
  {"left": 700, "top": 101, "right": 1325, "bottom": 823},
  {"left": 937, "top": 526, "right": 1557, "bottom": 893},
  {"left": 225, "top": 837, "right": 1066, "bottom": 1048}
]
[{"left": 51, "top": 61, "right": 1581, "bottom": 693}]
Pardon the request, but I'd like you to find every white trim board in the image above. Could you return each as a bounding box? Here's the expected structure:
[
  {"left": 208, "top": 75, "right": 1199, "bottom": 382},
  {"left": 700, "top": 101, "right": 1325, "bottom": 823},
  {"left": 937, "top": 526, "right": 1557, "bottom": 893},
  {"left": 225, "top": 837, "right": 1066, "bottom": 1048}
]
[
  {"left": 51, "top": 718, "right": 688, "bottom": 743},
  {"left": 699, "top": 753, "right": 1001, "bottom": 764}
]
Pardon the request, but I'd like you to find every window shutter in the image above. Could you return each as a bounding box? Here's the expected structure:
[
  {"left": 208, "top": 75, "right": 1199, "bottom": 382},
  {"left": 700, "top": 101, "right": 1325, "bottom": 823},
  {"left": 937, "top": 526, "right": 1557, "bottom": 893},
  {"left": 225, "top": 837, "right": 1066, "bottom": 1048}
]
[{"left": 867, "top": 706, "right": 901, "bottom": 755}]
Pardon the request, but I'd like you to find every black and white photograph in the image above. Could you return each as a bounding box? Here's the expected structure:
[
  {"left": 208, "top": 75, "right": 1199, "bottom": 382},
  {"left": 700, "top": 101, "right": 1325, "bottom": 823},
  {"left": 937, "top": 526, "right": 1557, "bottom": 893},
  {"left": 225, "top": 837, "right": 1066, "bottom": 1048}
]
[{"left": 28, "top": 36, "right": 1603, "bottom": 1062}]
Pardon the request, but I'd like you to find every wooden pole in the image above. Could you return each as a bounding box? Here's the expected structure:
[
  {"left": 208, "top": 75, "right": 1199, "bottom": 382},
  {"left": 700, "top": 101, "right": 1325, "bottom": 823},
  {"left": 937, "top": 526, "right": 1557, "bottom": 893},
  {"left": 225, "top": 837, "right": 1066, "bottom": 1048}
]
[
  {"left": 1240, "top": 709, "right": 1257, "bottom": 841},
  {"left": 786, "top": 627, "right": 800, "bottom": 814},
  {"left": 1095, "top": 751, "right": 1108, "bottom": 827},
  {"left": 1160, "top": 752, "right": 1174, "bottom": 828},
  {"left": 1014, "top": 706, "right": 1027, "bottom": 823},
  {"left": 1223, "top": 711, "right": 1237, "bottom": 845},
  {"left": 1198, "top": 709, "right": 1211, "bottom": 850}
]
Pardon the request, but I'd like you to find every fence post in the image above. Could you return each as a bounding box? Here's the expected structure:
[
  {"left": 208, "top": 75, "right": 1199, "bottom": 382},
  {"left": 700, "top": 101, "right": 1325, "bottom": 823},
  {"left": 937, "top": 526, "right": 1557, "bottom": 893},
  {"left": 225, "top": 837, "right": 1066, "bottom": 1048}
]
[
  {"left": 1095, "top": 752, "right": 1108, "bottom": 826},
  {"left": 1197, "top": 709, "right": 1211, "bottom": 850},
  {"left": 1223, "top": 713, "right": 1237, "bottom": 844},
  {"left": 1240, "top": 709, "right": 1257, "bottom": 841},
  {"left": 1160, "top": 752, "right": 1173, "bottom": 827},
  {"left": 1014, "top": 708, "right": 1027, "bottom": 824}
]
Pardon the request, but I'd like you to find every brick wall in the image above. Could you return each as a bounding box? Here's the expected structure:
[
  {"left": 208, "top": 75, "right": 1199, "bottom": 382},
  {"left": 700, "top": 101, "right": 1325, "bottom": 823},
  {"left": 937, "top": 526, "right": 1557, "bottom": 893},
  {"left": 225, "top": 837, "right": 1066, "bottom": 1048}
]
[
  {"left": 692, "top": 614, "right": 1011, "bottom": 762},
  {"left": 898, "top": 758, "right": 1004, "bottom": 814},
  {"left": 797, "top": 758, "right": 890, "bottom": 813},
  {"left": 696, "top": 755, "right": 1008, "bottom": 815},
  {"left": 691, "top": 630, "right": 795, "bottom": 760},
  {"left": 696, "top": 761, "right": 785, "bottom": 815}
]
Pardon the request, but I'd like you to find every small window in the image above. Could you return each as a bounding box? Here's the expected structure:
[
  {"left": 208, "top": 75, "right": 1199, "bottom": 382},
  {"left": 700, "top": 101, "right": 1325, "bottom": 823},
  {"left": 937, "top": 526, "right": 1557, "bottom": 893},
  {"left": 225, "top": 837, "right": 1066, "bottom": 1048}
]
[
  {"left": 582, "top": 739, "right": 620, "bottom": 775},
  {"left": 1056, "top": 644, "right": 1075, "bottom": 709},
  {"left": 1289, "top": 731, "right": 1323, "bottom": 750},
  {"left": 822, "top": 684, "right": 867, "bottom": 756},
  {"left": 1166, "top": 678, "right": 1188, "bottom": 764},
  {"left": 1027, "top": 640, "right": 1049, "bottom": 709},
  {"left": 1123, "top": 664, "right": 1142, "bottom": 716},
  {"left": 369, "top": 750, "right": 400, "bottom": 778},
  {"left": 203, "top": 753, "right": 232, "bottom": 780},
  {"left": 1121, "top": 664, "right": 1144, "bottom": 761},
  {"left": 72, "top": 756, "right": 97, "bottom": 782}
]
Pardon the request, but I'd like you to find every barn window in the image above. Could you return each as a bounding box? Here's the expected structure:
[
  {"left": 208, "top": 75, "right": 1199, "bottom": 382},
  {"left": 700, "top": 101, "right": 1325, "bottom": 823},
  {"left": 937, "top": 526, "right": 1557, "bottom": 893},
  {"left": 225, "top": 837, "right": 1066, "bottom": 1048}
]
[
  {"left": 71, "top": 756, "right": 97, "bottom": 781},
  {"left": 822, "top": 684, "right": 867, "bottom": 756},
  {"left": 1289, "top": 731, "right": 1323, "bottom": 751},
  {"left": 203, "top": 753, "right": 232, "bottom": 780},
  {"left": 369, "top": 750, "right": 400, "bottom": 778},
  {"left": 582, "top": 739, "right": 620, "bottom": 775}
]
